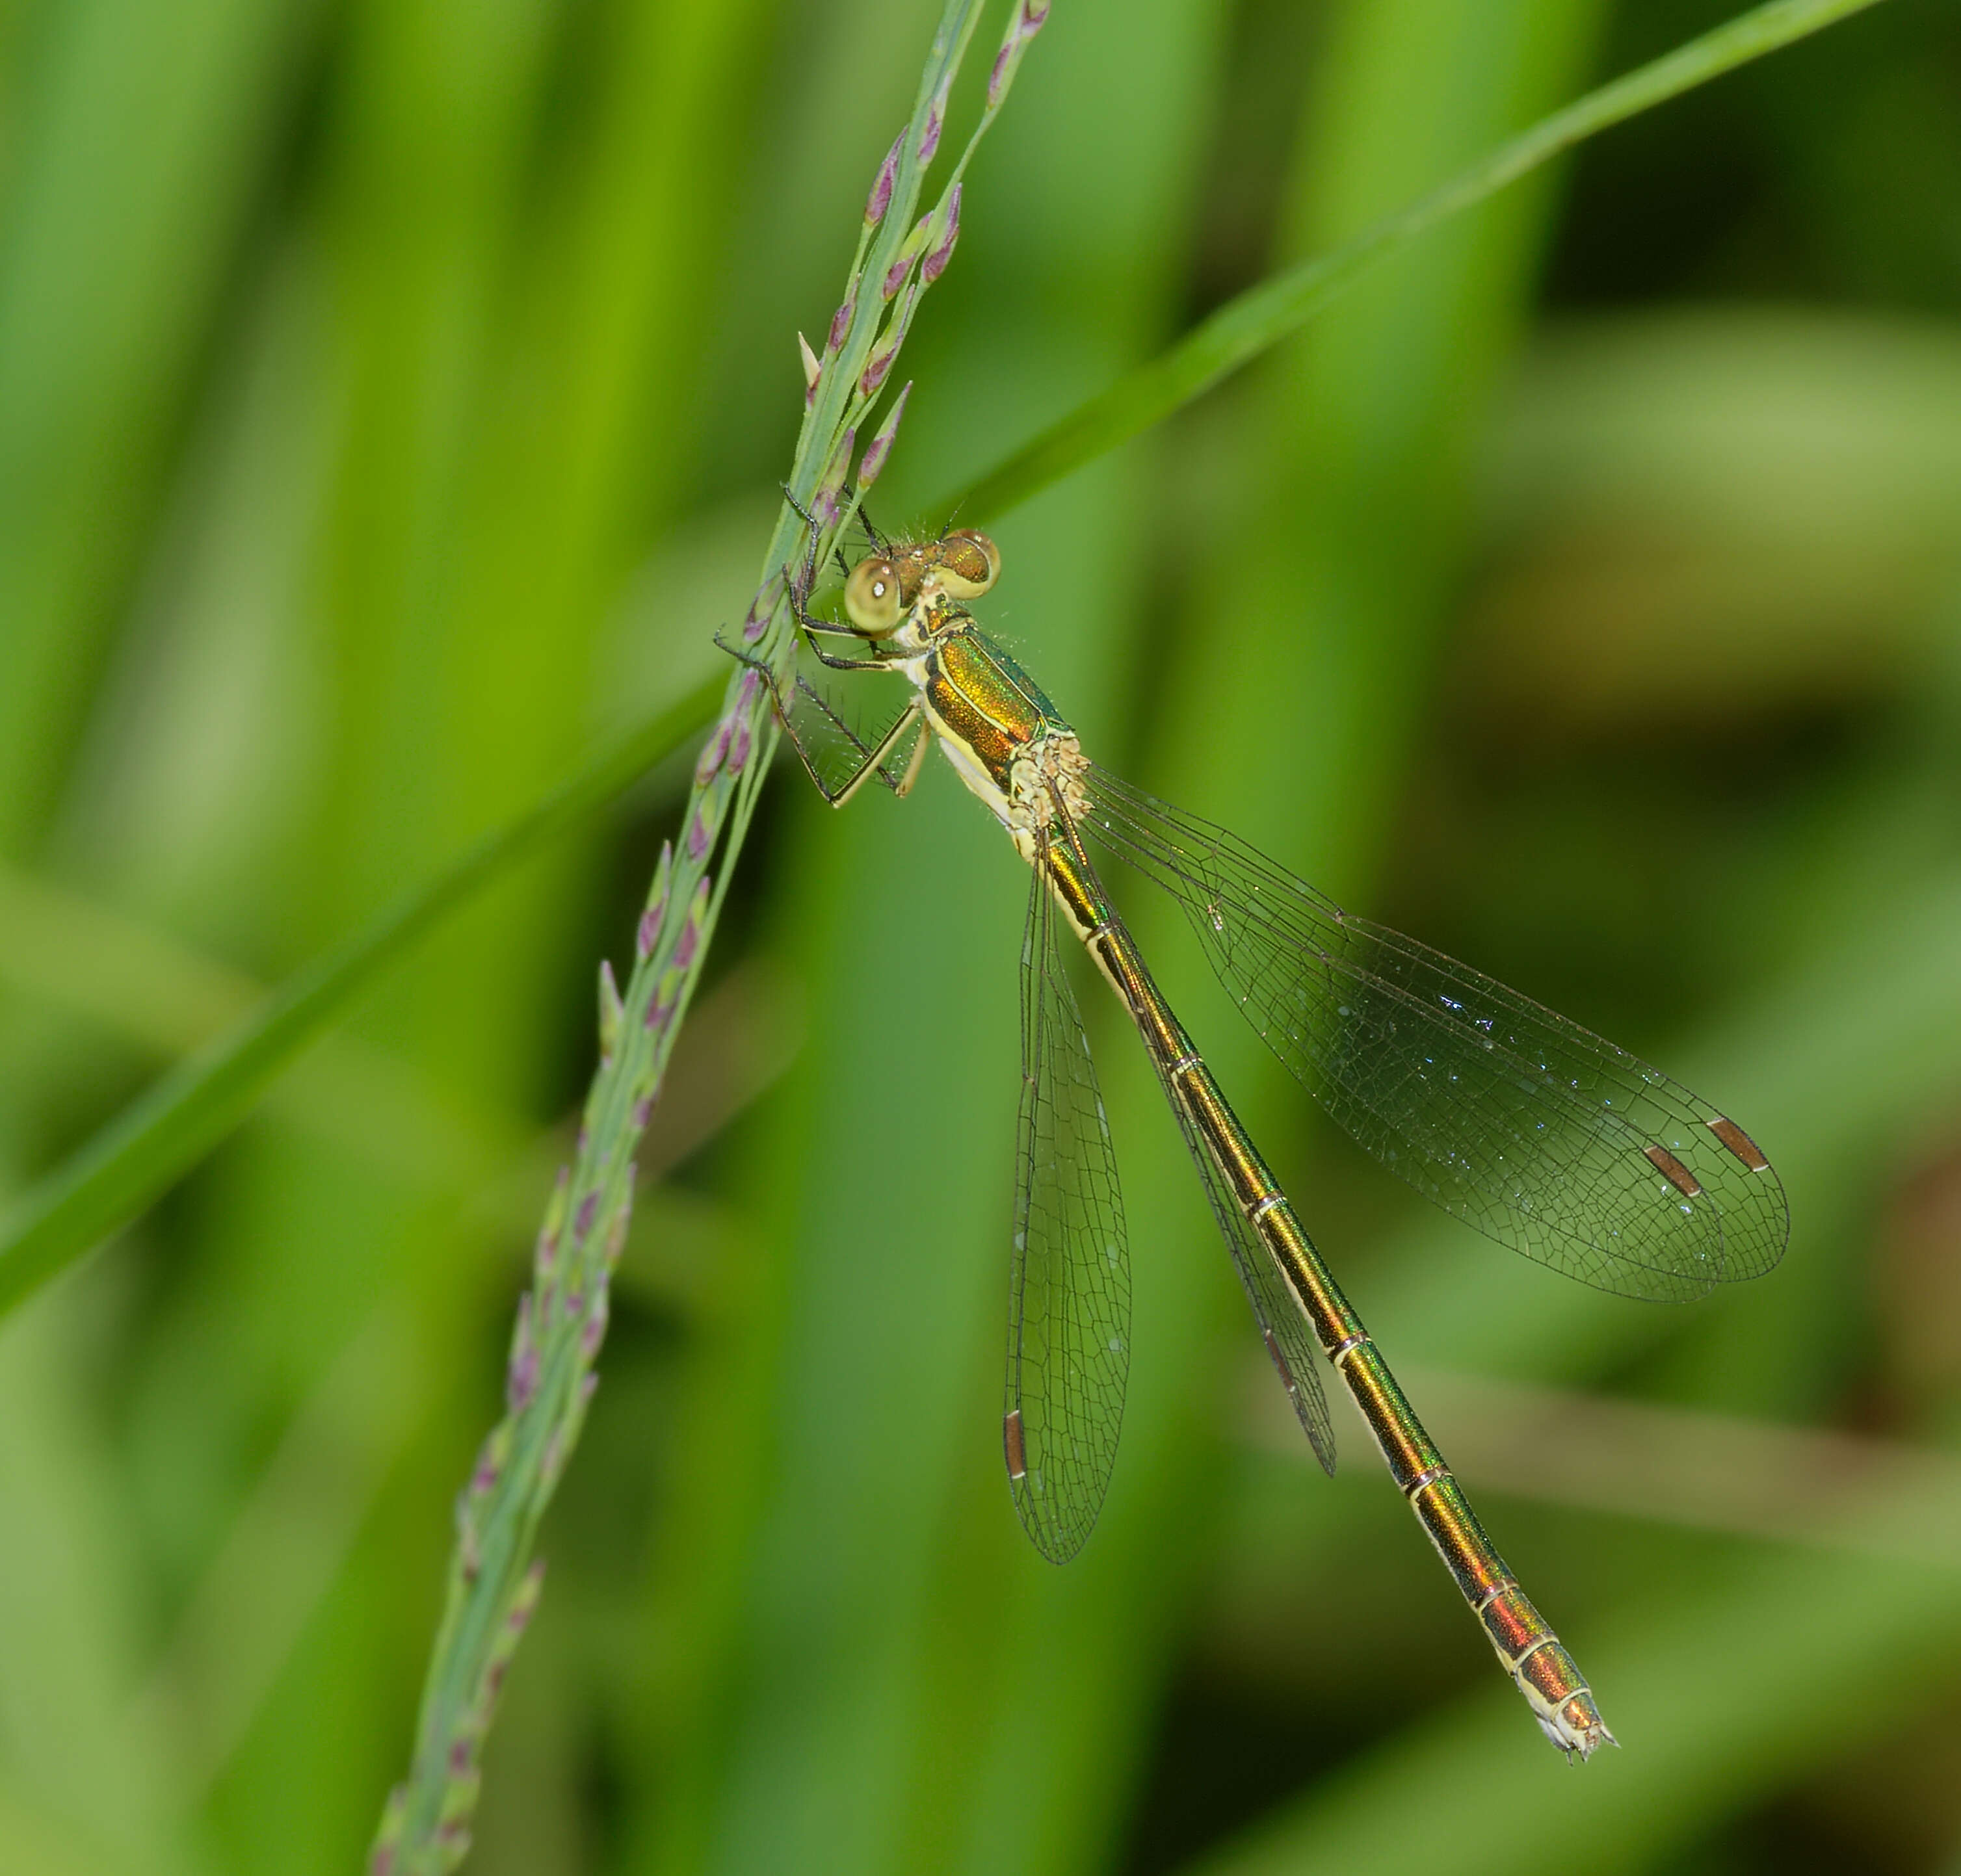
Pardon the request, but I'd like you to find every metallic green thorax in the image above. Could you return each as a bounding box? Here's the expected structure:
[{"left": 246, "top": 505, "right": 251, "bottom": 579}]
[{"left": 924, "top": 628, "right": 1070, "bottom": 790}]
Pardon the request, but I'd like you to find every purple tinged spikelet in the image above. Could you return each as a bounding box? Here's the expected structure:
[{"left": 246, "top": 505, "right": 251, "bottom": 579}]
[
  {"left": 511, "top": 1563, "right": 545, "bottom": 1627},
  {"left": 638, "top": 844, "right": 673, "bottom": 957},
  {"left": 458, "top": 1509, "right": 482, "bottom": 1582},
  {"left": 826, "top": 294, "right": 854, "bottom": 356},
  {"left": 987, "top": 41, "right": 1013, "bottom": 104},
  {"left": 988, "top": 3, "right": 1049, "bottom": 108},
  {"left": 607, "top": 1178, "right": 633, "bottom": 1237},
  {"left": 536, "top": 1167, "right": 569, "bottom": 1283},
  {"left": 813, "top": 426, "right": 855, "bottom": 528},
  {"left": 581, "top": 1280, "right": 610, "bottom": 1359},
  {"left": 922, "top": 185, "right": 962, "bottom": 285},
  {"left": 865, "top": 131, "right": 902, "bottom": 226},
  {"left": 726, "top": 673, "right": 759, "bottom": 775},
  {"left": 574, "top": 1192, "right": 598, "bottom": 1242},
  {"left": 685, "top": 802, "right": 712, "bottom": 861},
  {"left": 501, "top": 1565, "right": 545, "bottom": 1652},
  {"left": 694, "top": 716, "right": 733, "bottom": 785},
  {"left": 919, "top": 73, "right": 951, "bottom": 164},
  {"left": 861, "top": 281, "right": 919, "bottom": 397},
  {"left": 598, "top": 959, "right": 624, "bottom": 1060},
  {"left": 476, "top": 1563, "right": 543, "bottom": 1700},
  {"left": 631, "top": 1092, "right": 655, "bottom": 1128},
  {"left": 742, "top": 588, "right": 770, "bottom": 644},
  {"left": 507, "top": 1295, "right": 540, "bottom": 1413},
  {"left": 581, "top": 1372, "right": 599, "bottom": 1408},
  {"left": 859, "top": 380, "right": 912, "bottom": 488},
  {"left": 674, "top": 878, "right": 709, "bottom": 970},
  {"left": 882, "top": 254, "right": 911, "bottom": 301}
]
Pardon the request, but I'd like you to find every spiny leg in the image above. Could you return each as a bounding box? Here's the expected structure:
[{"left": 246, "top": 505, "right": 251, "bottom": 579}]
[
  {"left": 793, "top": 694, "right": 924, "bottom": 809},
  {"left": 889, "top": 709, "right": 931, "bottom": 797},
  {"left": 717, "top": 625, "right": 921, "bottom": 808},
  {"left": 719, "top": 490, "right": 925, "bottom": 804},
  {"left": 780, "top": 484, "right": 829, "bottom": 601},
  {"left": 854, "top": 495, "right": 889, "bottom": 556},
  {"left": 778, "top": 490, "right": 893, "bottom": 673},
  {"left": 782, "top": 480, "right": 876, "bottom": 590}
]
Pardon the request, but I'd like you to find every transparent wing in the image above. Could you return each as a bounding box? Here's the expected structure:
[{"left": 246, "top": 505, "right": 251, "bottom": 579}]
[
  {"left": 1079, "top": 765, "right": 1789, "bottom": 1303},
  {"left": 1128, "top": 982, "right": 1337, "bottom": 1474},
  {"left": 1005, "top": 847, "right": 1131, "bottom": 1563},
  {"left": 1043, "top": 807, "right": 1334, "bottom": 1480}
]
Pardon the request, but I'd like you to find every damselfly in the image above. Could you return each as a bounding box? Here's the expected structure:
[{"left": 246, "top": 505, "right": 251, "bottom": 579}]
[{"left": 733, "top": 512, "right": 1788, "bottom": 1758}]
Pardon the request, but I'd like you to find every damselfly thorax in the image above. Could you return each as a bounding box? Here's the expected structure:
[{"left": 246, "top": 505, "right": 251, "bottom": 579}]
[{"left": 836, "top": 527, "right": 1093, "bottom": 858}]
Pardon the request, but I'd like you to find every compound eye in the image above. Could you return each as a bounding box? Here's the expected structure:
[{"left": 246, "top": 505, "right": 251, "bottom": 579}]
[
  {"left": 935, "top": 528, "right": 1001, "bottom": 599},
  {"left": 844, "top": 556, "right": 904, "bottom": 634}
]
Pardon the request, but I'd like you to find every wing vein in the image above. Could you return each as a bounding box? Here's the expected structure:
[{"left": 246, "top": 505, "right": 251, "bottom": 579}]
[{"left": 1077, "top": 764, "right": 1788, "bottom": 1302}]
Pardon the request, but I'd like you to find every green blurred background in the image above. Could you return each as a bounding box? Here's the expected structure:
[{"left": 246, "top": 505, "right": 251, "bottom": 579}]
[{"left": 4, "top": 0, "right": 1961, "bottom": 1870}]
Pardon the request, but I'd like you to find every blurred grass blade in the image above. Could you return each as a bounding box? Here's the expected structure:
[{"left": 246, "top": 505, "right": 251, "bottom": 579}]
[
  {"left": 951, "top": 0, "right": 1889, "bottom": 523},
  {"left": 0, "top": 675, "right": 720, "bottom": 1322},
  {"left": 0, "top": 0, "right": 324, "bottom": 857}
]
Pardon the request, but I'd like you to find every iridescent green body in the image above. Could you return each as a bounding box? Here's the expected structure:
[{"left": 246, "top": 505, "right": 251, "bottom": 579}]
[
  {"left": 891, "top": 599, "right": 1081, "bottom": 859},
  {"left": 866, "top": 560, "right": 1611, "bottom": 1757}
]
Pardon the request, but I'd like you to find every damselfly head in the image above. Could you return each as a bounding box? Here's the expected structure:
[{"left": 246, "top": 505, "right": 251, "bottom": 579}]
[
  {"left": 843, "top": 528, "right": 1001, "bottom": 634},
  {"left": 843, "top": 555, "right": 905, "bottom": 635},
  {"left": 932, "top": 528, "right": 1001, "bottom": 599}
]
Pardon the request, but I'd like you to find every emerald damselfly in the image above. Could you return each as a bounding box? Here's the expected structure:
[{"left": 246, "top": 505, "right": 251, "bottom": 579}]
[{"left": 732, "top": 513, "right": 1788, "bottom": 1758}]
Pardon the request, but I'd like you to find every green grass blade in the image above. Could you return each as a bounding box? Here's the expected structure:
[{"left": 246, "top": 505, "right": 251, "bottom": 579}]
[
  {"left": 0, "top": 675, "right": 720, "bottom": 1322},
  {"left": 950, "top": 0, "right": 1890, "bottom": 524}
]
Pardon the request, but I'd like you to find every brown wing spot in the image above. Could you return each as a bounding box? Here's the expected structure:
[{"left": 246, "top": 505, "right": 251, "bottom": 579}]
[
  {"left": 1003, "top": 1408, "right": 1027, "bottom": 1480},
  {"left": 1707, "top": 1115, "right": 1770, "bottom": 1172},
  {"left": 1644, "top": 1143, "right": 1703, "bottom": 1198},
  {"left": 1261, "top": 1327, "right": 1297, "bottom": 1394}
]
